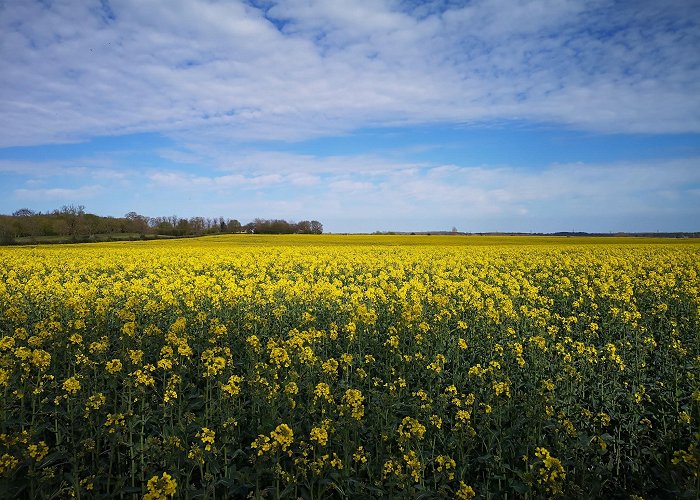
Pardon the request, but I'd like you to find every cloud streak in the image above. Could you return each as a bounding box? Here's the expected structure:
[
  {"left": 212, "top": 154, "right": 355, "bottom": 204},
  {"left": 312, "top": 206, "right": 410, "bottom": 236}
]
[
  {"left": 1, "top": 0, "right": 699, "bottom": 148},
  {"left": 14, "top": 185, "right": 104, "bottom": 201}
]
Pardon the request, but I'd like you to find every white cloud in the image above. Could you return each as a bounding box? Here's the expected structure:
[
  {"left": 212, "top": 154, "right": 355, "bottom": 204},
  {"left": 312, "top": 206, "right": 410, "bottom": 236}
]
[
  {"left": 1, "top": 0, "right": 698, "bottom": 147},
  {"left": 287, "top": 173, "right": 321, "bottom": 186},
  {"left": 148, "top": 170, "right": 286, "bottom": 190},
  {"left": 328, "top": 179, "right": 376, "bottom": 193},
  {"left": 215, "top": 150, "right": 424, "bottom": 176},
  {"left": 14, "top": 185, "right": 104, "bottom": 201},
  {"left": 440, "top": 0, "right": 589, "bottom": 39},
  {"left": 0, "top": 158, "right": 133, "bottom": 181}
]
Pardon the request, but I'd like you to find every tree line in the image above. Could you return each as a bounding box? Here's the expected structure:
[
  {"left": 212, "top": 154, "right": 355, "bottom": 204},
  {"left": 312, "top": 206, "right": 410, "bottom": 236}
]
[{"left": 0, "top": 206, "right": 323, "bottom": 244}]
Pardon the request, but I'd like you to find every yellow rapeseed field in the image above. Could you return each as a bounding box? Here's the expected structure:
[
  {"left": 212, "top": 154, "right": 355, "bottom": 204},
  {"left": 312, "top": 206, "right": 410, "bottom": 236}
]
[{"left": 0, "top": 235, "right": 698, "bottom": 498}]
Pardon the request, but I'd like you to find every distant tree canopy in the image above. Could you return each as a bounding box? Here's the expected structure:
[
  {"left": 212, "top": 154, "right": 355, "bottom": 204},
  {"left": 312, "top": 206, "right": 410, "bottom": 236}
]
[
  {"left": 0, "top": 207, "right": 323, "bottom": 244},
  {"left": 244, "top": 218, "right": 323, "bottom": 235}
]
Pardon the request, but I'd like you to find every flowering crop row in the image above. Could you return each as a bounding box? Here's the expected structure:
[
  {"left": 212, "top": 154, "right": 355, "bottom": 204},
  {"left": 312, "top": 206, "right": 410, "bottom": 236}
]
[{"left": 0, "top": 235, "right": 698, "bottom": 498}]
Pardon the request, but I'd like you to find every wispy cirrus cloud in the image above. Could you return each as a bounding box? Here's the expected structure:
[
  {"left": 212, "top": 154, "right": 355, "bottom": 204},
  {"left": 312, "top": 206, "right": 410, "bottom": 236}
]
[
  {"left": 148, "top": 171, "right": 286, "bottom": 190},
  {"left": 15, "top": 185, "right": 104, "bottom": 201},
  {"left": 0, "top": 158, "right": 132, "bottom": 180}
]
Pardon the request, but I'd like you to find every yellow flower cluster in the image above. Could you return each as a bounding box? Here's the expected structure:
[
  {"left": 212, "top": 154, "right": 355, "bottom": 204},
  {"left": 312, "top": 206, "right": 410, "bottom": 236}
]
[
  {"left": 314, "top": 382, "right": 333, "bottom": 403},
  {"left": 62, "top": 376, "right": 81, "bottom": 395},
  {"left": 196, "top": 428, "right": 215, "bottom": 452},
  {"left": 435, "top": 455, "right": 456, "bottom": 480},
  {"left": 340, "top": 388, "right": 365, "bottom": 420},
  {"left": 130, "top": 365, "right": 156, "bottom": 388},
  {"left": 270, "top": 424, "right": 294, "bottom": 452},
  {"left": 221, "top": 374, "right": 243, "bottom": 396},
  {"left": 251, "top": 424, "right": 294, "bottom": 456},
  {"left": 143, "top": 472, "right": 177, "bottom": 500},
  {"left": 309, "top": 426, "right": 328, "bottom": 447},
  {"left": 104, "top": 413, "right": 126, "bottom": 433},
  {"left": 456, "top": 481, "right": 476, "bottom": 499},
  {"left": 0, "top": 454, "right": 19, "bottom": 476},
  {"left": 201, "top": 347, "right": 228, "bottom": 377},
  {"left": 353, "top": 446, "right": 368, "bottom": 464},
  {"left": 27, "top": 441, "right": 48, "bottom": 461},
  {"left": 534, "top": 447, "right": 566, "bottom": 495},
  {"left": 84, "top": 393, "right": 106, "bottom": 417},
  {"left": 397, "top": 417, "right": 426, "bottom": 441},
  {"left": 106, "top": 358, "right": 122, "bottom": 373}
]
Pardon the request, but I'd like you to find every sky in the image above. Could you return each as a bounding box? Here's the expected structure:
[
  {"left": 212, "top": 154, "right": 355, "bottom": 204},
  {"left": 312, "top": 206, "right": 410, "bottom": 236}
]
[{"left": 1, "top": 0, "right": 699, "bottom": 233}]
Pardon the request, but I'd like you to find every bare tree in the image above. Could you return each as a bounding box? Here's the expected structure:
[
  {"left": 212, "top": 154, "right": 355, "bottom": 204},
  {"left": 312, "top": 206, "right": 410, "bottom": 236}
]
[{"left": 310, "top": 220, "right": 323, "bottom": 234}]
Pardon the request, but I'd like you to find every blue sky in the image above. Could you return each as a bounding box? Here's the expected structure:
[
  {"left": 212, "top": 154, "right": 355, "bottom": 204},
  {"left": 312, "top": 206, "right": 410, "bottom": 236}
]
[{"left": 1, "top": 0, "right": 699, "bottom": 233}]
